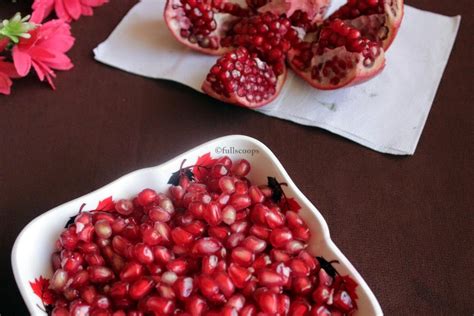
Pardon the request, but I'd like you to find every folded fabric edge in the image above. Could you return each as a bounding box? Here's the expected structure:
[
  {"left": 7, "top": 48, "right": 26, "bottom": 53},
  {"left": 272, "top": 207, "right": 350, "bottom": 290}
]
[{"left": 408, "top": 15, "right": 461, "bottom": 155}]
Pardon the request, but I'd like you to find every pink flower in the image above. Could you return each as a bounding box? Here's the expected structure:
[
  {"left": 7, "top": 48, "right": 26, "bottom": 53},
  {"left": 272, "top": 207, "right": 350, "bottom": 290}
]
[
  {"left": 0, "top": 39, "right": 19, "bottom": 95},
  {"left": 12, "top": 19, "right": 75, "bottom": 89},
  {"left": 31, "top": 0, "right": 108, "bottom": 23}
]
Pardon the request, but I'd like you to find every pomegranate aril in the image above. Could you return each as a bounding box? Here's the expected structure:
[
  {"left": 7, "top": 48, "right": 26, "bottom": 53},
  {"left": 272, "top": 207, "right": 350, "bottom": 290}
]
[
  {"left": 269, "top": 228, "right": 293, "bottom": 248},
  {"left": 167, "top": 258, "right": 189, "bottom": 275},
  {"left": 229, "top": 194, "right": 252, "bottom": 211},
  {"left": 257, "top": 290, "right": 278, "bottom": 314},
  {"left": 148, "top": 206, "right": 172, "bottom": 222},
  {"left": 250, "top": 225, "right": 270, "bottom": 240},
  {"left": 231, "top": 247, "right": 255, "bottom": 267},
  {"left": 218, "top": 176, "right": 235, "bottom": 194},
  {"left": 60, "top": 228, "right": 79, "bottom": 250},
  {"left": 222, "top": 205, "right": 237, "bottom": 225},
  {"left": 213, "top": 272, "right": 234, "bottom": 298},
  {"left": 318, "top": 268, "right": 333, "bottom": 287},
  {"left": 203, "top": 202, "right": 222, "bottom": 226},
  {"left": 198, "top": 275, "right": 220, "bottom": 298},
  {"left": 186, "top": 295, "right": 208, "bottom": 316},
  {"left": 144, "top": 296, "right": 175, "bottom": 315},
  {"left": 137, "top": 189, "right": 158, "bottom": 206},
  {"left": 120, "top": 262, "right": 144, "bottom": 282},
  {"left": 157, "top": 284, "right": 176, "bottom": 299},
  {"left": 248, "top": 186, "right": 265, "bottom": 203},
  {"left": 129, "top": 277, "right": 154, "bottom": 300},
  {"left": 95, "top": 220, "right": 112, "bottom": 239},
  {"left": 133, "top": 243, "right": 154, "bottom": 264},
  {"left": 192, "top": 237, "right": 222, "bottom": 255},
  {"left": 80, "top": 285, "right": 97, "bottom": 304},
  {"left": 50, "top": 269, "right": 69, "bottom": 291},
  {"left": 153, "top": 246, "right": 173, "bottom": 264},
  {"left": 241, "top": 236, "right": 267, "bottom": 253},
  {"left": 240, "top": 304, "right": 257, "bottom": 316},
  {"left": 232, "top": 159, "right": 251, "bottom": 177},
  {"left": 88, "top": 266, "right": 114, "bottom": 283},
  {"left": 208, "top": 225, "right": 230, "bottom": 241},
  {"left": 171, "top": 227, "right": 195, "bottom": 245},
  {"left": 115, "top": 199, "right": 134, "bottom": 215},
  {"left": 86, "top": 253, "right": 105, "bottom": 266},
  {"left": 333, "top": 290, "right": 354, "bottom": 312},
  {"left": 228, "top": 263, "right": 252, "bottom": 288},
  {"left": 174, "top": 276, "right": 194, "bottom": 300}
]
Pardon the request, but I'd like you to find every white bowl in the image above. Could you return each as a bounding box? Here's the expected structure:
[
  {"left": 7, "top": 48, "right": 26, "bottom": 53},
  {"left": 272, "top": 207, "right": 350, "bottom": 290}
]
[{"left": 12, "top": 135, "right": 383, "bottom": 315}]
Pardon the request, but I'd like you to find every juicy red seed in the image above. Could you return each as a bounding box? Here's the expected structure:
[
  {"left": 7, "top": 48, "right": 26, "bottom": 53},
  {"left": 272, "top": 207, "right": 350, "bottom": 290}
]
[
  {"left": 145, "top": 296, "right": 175, "bottom": 315},
  {"left": 133, "top": 243, "right": 154, "bottom": 264},
  {"left": 129, "top": 277, "right": 154, "bottom": 300},
  {"left": 211, "top": 163, "right": 229, "bottom": 178},
  {"left": 50, "top": 269, "right": 68, "bottom": 291},
  {"left": 153, "top": 246, "right": 173, "bottom": 264},
  {"left": 137, "top": 189, "right": 158, "bottom": 206},
  {"left": 120, "top": 262, "right": 144, "bottom": 282},
  {"left": 88, "top": 266, "right": 114, "bottom": 283},
  {"left": 203, "top": 202, "right": 222, "bottom": 226},
  {"left": 257, "top": 291, "right": 278, "bottom": 314},
  {"left": 241, "top": 236, "right": 267, "bottom": 253},
  {"left": 215, "top": 272, "right": 235, "bottom": 298},
  {"left": 94, "top": 220, "right": 112, "bottom": 239},
  {"left": 218, "top": 176, "right": 235, "bottom": 194},
  {"left": 171, "top": 227, "right": 195, "bottom": 245},
  {"left": 186, "top": 295, "right": 208, "bottom": 316},
  {"left": 250, "top": 225, "right": 271, "bottom": 240},
  {"left": 192, "top": 237, "right": 222, "bottom": 255},
  {"left": 248, "top": 186, "right": 265, "bottom": 203},
  {"left": 174, "top": 277, "right": 194, "bottom": 300},
  {"left": 228, "top": 263, "right": 251, "bottom": 288},
  {"left": 229, "top": 194, "right": 252, "bottom": 211},
  {"left": 269, "top": 228, "right": 293, "bottom": 248},
  {"left": 148, "top": 207, "right": 172, "bottom": 222},
  {"left": 115, "top": 199, "right": 134, "bottom": 215},
  {"left": 222, "top": 205, "right": 237, "bottom": 225},
  {"left": 231, "top": 247, "right": 255, "bottom": 267},
  {"left": 167, "top": 258, "right": 189, "bottom": 275}
]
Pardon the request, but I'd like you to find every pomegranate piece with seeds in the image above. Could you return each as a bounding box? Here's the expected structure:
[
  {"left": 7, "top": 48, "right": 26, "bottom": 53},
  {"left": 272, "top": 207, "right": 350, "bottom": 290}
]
[
  {"left": 202, "top": 47, "right": 287, "bottom": 108},
  {"left": 43, "top": 155, "right": 359, "bottom": 315},
  {"left": 288, "top": 18, "right": 386, "bottom": 89},
  {"left": 329, "top": 0, "right": 404, "bottom": 51}
]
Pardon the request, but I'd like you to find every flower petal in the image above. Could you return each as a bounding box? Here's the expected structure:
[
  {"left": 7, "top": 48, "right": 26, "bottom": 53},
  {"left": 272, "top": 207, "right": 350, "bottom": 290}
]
[
  {"left": 12, "top": 48, "right": 32, "bottom": 77},
  {"left": 31, "top": 0, "right": 55, "bottom": 23},
  {"left": 0, "top": 73, "right": 13, "bottom": 95},
  {"left": 64, "top": 0, "right": 82, "bottom": 20},
  {"left": 55, "top": 0, "right": 72, "bottom": 22}
]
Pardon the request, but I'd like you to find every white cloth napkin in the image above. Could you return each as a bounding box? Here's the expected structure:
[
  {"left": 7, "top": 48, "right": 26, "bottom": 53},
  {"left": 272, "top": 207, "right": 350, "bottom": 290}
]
[{"left": 94, "top": 0, "right": 460, "bottom": 155}]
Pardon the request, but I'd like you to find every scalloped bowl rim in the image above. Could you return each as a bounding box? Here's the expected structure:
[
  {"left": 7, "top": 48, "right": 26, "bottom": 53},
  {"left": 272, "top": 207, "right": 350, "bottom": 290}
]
[{"left": 12, "top": 135, "right": 383, "bottom": 315}]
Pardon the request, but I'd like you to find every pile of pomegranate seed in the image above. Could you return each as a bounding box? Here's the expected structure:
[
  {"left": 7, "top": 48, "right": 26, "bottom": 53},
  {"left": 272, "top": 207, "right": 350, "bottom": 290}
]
[{"left": 47, "top": 156, "right": 358, "bottom": 315}]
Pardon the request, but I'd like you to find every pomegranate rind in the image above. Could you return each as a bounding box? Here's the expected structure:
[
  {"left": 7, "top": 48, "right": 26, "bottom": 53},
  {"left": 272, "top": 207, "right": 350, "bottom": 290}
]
[
  {"left": 287, "top": 45, "right": 385, "bottom": 90},
  {"left": 164, "top": 0, "right": 238, "bottom": 55},
  {"left": 202, "top": 62, "right": 287, "bottom": 108}
]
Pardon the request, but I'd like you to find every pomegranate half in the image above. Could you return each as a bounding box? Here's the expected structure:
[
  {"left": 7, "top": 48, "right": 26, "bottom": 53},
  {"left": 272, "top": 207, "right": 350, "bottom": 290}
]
[
  {"left": 329, "top": 0, "right": 404, "bottom": 50},
  {"left": 202, "top": 47, "right": 287, "bottom": 108},
  {"left": 288, "top": 19, "right": 385, "bottom": 90}
]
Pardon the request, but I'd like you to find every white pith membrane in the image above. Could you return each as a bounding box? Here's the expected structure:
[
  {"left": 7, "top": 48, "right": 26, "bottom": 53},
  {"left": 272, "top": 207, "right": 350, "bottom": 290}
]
[
  {"left": 164, "top": 0, "right": 247, "bottom": 54},
  {"left": 202, "top": 50, "right": 287, "bottom": 107},
  {"left": 341, "top": 0, "right": 404, "bottom": 50}
]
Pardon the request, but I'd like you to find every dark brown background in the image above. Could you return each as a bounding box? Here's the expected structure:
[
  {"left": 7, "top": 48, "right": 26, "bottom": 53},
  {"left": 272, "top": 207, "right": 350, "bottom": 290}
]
[{"left": 0, "top": 0, "right": 472, "bottom": 314}]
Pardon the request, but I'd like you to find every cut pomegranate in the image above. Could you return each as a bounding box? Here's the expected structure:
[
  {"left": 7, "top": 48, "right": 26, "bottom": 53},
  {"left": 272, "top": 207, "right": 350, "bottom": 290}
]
[
  {"left": 164, "top": 0, "right": 245, "bottom": 55},
  {"left": 43, "top": 155, "right": 360, "bottom": 315},
  {"left": 288, "top": 18, "right": 386, "bottom": 89},
  {"left": 329, "top": 0, "right": 404, "bottom": 50},
  {"left": 202, "top": 47, "right": 287, "bottom": 108}
]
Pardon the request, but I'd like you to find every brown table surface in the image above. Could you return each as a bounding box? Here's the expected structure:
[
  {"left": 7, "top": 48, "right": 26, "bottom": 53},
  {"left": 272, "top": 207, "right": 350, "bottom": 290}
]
[{"left": 0, "top": 0, "right": 472, "bottom": 314}]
